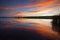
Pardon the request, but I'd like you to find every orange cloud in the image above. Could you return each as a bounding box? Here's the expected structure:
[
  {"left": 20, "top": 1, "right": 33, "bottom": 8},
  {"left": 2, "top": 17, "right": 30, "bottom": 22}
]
[
  {"left": 13, "top": 12, "right": 25, "bottom": 16},
  {"left": 21, "top": 0, "right": 59, "bottom": 8},
  {"left": 32, "top": 5, "right": 60, "bottom": 13},
  {"left": 1, "top": 0, "right": 59, "bottom": 10},
  {"left": 15, "top": 0, "right": 59, "bottom": 14},
  {"left": 0, "top": 6, "right": 14, "bottom": 10}
]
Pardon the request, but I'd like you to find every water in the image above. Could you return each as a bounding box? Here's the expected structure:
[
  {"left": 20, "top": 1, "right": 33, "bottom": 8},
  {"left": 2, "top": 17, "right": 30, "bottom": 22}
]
[
  {"left": 0, "top": 18, "right": 58, "bottom": 40},
  {"left": 0, "top": 18, "right": 52, "bottom": 30}
]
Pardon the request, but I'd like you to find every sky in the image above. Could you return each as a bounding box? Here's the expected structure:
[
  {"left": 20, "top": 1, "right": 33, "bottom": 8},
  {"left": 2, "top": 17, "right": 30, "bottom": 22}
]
[{"left": 0, "top": 0, "right": 60, "bottom": 17}]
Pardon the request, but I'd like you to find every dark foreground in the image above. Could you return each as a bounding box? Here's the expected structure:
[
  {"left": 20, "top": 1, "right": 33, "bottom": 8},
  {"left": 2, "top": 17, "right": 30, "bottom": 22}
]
[{"left": 0, "top": 27, "right": 58, "bottom": 40}]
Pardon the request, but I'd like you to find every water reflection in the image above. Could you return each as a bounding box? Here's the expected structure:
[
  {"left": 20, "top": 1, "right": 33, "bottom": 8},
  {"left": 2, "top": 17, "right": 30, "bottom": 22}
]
[
  {"left": 0, "top": 18, "right": 52, "bottom": 29},
  {"left": 0, "top": 18, "right": 58, "bottom": 40}
]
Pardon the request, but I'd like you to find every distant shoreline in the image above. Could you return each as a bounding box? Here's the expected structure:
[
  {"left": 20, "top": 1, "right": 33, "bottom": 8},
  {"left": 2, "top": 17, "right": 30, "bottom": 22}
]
[{"left": 0, "top": 16, "right": 59, "bottom": 19}]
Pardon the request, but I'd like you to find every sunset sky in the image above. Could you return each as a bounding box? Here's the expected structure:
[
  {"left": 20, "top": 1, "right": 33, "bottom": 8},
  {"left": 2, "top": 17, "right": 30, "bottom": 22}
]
[{"left": 0, "top": 0, "right": 60, "bottom": 17}]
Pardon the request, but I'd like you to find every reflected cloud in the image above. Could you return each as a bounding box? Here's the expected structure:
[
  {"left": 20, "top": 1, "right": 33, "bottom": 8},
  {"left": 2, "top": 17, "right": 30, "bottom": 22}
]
[{"left": 0, "top": 19, "right": 58, "bottom": 40}]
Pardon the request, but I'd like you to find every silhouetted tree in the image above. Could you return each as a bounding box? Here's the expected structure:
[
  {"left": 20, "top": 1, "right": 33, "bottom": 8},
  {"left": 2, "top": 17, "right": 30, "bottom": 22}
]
[{"left": 52, "top": 14, "right": 60, "bottom": 34}]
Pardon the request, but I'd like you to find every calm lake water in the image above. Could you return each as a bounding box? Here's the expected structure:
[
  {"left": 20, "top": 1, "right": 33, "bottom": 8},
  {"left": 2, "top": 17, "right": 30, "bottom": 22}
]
[
  {"left": 0, "top": 18, "right": 58, "bottom": 40},
  {"left": 0, "top": 18, "right": 52, "bottom": 30}
]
